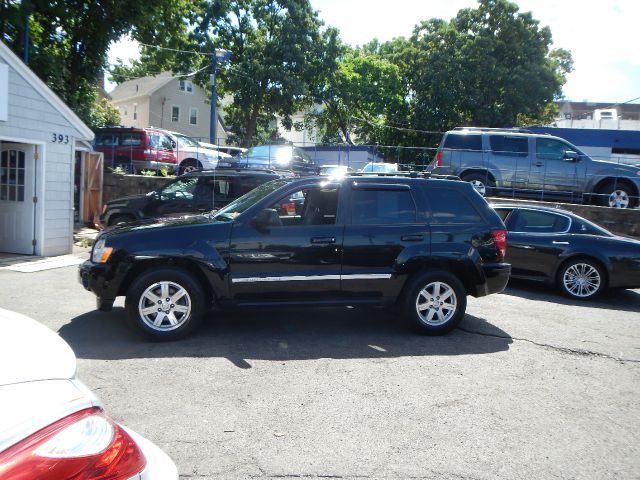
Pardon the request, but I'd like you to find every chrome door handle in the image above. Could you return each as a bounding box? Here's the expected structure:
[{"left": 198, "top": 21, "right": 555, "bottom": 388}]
[
  {"left": 534, "top": 162, "right": 544, "bottom": 167},
  {"left": 311, "top": 236, "right": 336, "bottom": 244},
  {"left": 401, "top": 235, "right": 424, "bottom": 242},
  {"left": 552, "top": 241, "right": 569, "bottom": 245}
]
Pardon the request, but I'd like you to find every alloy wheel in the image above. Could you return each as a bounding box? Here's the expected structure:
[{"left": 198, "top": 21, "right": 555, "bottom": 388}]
[
  {"left": 469, "top": 180, "right": 487, "bottom": 196},
  {"left": 608, "top": 190, "right": 630, "bottom": 208},
  {"left": 562, "top": 263, "right": 601, "bottom": 298},
  {"left": 138, "top": 281, "right": 192, "bottom": 331},
  {"left": 415, "top": 281, "right": 458, "bottom": 326}
]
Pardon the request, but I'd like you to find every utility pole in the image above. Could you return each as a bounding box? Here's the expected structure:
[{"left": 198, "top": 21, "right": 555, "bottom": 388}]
[
  {"left": 22, "top": 0, "right": 29, "bottom": 64},
  {"left": 210, "top": 48, "right": 231, "bottom": 145}
]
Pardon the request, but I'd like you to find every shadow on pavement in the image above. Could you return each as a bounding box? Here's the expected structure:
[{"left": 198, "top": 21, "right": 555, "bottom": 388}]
[
  {"left": 503, "top": 279, "right": 640, "bottom": 313},
  {"left": 59, "top": 307, "right": 512, "bottom": 367}
]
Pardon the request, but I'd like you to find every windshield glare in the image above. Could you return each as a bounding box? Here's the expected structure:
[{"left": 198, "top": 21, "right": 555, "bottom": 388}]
[
  {"left": 175, "top": 134, "right": 201, "bottom": 148},
  {"left": 213, "top": 179, "right": 291, "bottom": 221}
]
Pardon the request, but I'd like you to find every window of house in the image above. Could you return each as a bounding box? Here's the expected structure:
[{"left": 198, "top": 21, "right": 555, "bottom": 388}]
[
  {"left": 123, "top": 105, "right": 128, "bottom": 116},
  {"left": 133, "top": 104, "right": 137, "bottom": 120},
  {"left": 350, "top": 188, "right": 417, "bottom": 225},
  {"left": 189, "top": 108, "right": 198, "bottom": 125},
  {"left": 0, "top": 150, "right": 26, "bottom": 202},
  {"left": 179, "top": 80, "right": 193, "bottom": 93},
  {"left": 171, "top": 106, "right": 180, "bottom": 123}
]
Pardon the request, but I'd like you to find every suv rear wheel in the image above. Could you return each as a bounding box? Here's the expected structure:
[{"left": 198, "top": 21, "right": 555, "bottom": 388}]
[
  {"left": 461, "top": 173, "right": 494, "bottom": 197},
  {"left": 402, "top": 271, "right": 467, "bottom": 335},
  {"left": 125, "top": 267, "right": 205, "bottom": 340}
]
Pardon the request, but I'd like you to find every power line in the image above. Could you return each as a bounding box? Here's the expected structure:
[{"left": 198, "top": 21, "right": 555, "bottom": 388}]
[{"left": 349, "top": 115, "right": 445, "bottom": 135}]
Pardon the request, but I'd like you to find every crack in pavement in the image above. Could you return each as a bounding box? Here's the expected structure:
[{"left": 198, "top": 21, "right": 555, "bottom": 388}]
[{"left": 458, "top": 327, "right": 640, "bottom": 364}]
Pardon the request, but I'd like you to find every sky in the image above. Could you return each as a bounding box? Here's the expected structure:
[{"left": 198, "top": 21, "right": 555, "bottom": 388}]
[{"left": 107, "top": 0, "right": 640, "bottom": 104}]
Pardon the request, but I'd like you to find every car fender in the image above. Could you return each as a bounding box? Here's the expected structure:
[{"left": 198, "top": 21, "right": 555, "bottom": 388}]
[
  {"left": 585, "top": 165, "right": 640, "bottom": 193},
  {"left": 551, "top": 247, "right": 614, "bottom": 283}
]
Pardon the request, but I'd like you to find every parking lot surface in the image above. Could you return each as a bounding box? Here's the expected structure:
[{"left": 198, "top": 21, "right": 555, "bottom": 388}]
[{"left": 1, "top": 256, "right": 638, "bottom": 479}]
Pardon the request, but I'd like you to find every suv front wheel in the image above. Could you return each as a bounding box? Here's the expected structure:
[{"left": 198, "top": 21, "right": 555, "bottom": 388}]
[
  {"left": 125, "top": 267, "right": 206, "bottom": 340},
  {"left": 402, "top": 271, "right": 467, "bottom": 335}
]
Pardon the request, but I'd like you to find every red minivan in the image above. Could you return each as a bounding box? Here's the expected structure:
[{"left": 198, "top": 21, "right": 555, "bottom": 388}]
[{"left": 93, "top": 127, "right": 178, "bottom": 173}]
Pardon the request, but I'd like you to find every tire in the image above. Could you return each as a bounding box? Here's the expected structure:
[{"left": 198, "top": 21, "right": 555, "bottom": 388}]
[
  {"left": 402, "top": 270, "right": 467, "bottom": 335},
  {"left": 179, "top": 159, "right": 202, "bottom": 175},
  {"left": 461, "top": 173, "right": 495, "bottom": 197},
  {"left": 108, "top": 214, "right": 136, "bottom": 226},
  {"left": 125, "top": 267, "right": 206, "bottom": 340},
  {"left": 597, "top": 180, "right": 638, "bottom": 209},
  {"left": 557, "top": 258, "right": 606, "bottom": 300}
]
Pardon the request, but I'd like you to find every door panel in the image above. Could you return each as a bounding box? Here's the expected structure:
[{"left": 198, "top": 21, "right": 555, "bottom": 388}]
[{"left": 0, "top": 145, "right": 35, "bottom": 254}]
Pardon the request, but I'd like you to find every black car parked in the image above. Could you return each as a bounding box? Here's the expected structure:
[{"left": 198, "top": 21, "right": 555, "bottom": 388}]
[
  {"left": 80, "top": 174, "right": 511, "bottom": 340},
  {"left": 224, "top": 144, "right": 319, "bottom": 176},
  {"left": 493, "top": 204, "right": 640, "bottom": 299},
  {"left": 99, "top": 169, "right": 283, "bottom": 227}
]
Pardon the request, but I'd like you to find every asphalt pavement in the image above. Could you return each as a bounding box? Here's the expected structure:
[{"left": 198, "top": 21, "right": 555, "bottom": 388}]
[{"left": 0, "top": 249, "right": 638, "bottom": 479}]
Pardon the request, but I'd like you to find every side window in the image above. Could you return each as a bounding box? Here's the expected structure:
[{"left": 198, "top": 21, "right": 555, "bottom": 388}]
[
  {"left": 241, "top": 177, "right": 267, "bottom": 195},
  {"left": 512, "top": 210, "right": 570, "bottom": 233},
  {"left": 160, "top": 177, "right": 199, "bottom": 201},
  {"left": 493, "top": 207, "right": 514, "bottom": 223},
  {"left": 442, "top": 134, "right": 482, "bottom": 152},
  {"left": 121, "top": 134, "right": 142, "bottom": 146},
  {"left": 95, "top": 134, "right": 119, "bottom": 146},
  {"left": 489, "top": 136, "right": 528, "bottom": 157},
  {"left": 267, "top": 187, "right": 339, "bottom": 226},
  {"left": 536, "top": 139, "right": 576, "bottom": 161},
  {"left": 159, "top": 134, "right": 174, "bottom": 151},
  {"left": 148, "top": 134, "right": 159, "bottom": 149},
  {"left": 424, "top": 188, "right": 483, "bottom": 224},
  {"left": 350, "top": 189, "right": 417, "bottom": 225}
]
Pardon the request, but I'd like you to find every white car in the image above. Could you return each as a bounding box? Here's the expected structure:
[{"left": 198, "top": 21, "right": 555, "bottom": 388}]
[
  {"left": 0, "top": 308, "right": 178, "bottom": 480},
  {"left": 198, "top": 142, "right": 247, "bottom": 158},
  {"left": 361, "top": 162, "right": 399, "bottom": 173},
  {"left": 319, "top": 165, "right": 355, "bottom": 177},
  {"left": 161, "top": 130, "right": 232, "bottom": 174}
]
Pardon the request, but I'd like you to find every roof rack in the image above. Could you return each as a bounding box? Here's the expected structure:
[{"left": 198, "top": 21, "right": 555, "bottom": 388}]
[
  {"left": 453, "top": 127, "right": 533, "bottom": 134},
  {"left": 345, "top": 172, "right": 460, "bottom": 181}
]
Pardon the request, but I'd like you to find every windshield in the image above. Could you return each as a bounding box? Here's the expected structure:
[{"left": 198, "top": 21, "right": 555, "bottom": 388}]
[
  {"left": 213, "top": 178, "right": 291, "bottom": 221},
  {"left": 362, "top": 163, "right": 397, "bottom": 173}
]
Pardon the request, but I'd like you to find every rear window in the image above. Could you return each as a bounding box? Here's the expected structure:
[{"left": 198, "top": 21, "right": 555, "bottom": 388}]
[
  {"left": 424, "top": 187, "right": 483, "bottom": 224},
  {"left": 512, "top": 210, "right": 570, "bottom": 233},
  {"left": 442, "top": 134, "right": 482, "bottom": 152},
  {"left": 95, "top": 133, "right": 120, "bottom": 146},
  {"left": 489, "top": 136, "right": 528, "bottom": 157}
]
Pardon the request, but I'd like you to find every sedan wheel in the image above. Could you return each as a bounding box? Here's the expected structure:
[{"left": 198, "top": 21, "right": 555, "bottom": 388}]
[
  {"left": 558, "top": 260, "right": 605, "bottom": 300},
  {"left": 403, "top": 271, "right": 466, "bottom": 335},
  {"left": 125, "top": 267, "right": 205, "bottom": 340}
]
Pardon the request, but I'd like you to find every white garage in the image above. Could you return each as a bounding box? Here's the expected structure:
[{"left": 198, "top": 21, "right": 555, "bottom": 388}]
[{"left": 0, "top": 41, "right": 95, "bottom": 257}]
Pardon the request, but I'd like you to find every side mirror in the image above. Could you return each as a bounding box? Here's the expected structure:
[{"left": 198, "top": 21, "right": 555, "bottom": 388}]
[
  {"left": 251, "top": 208, "right": 282, "bottom": 231},
  {"left": 563, "top": 151, "right": 579, "bottom": 162}
]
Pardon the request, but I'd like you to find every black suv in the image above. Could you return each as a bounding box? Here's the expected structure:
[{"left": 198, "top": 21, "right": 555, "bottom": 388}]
[
  {"left": 99, "top": 169, "right": 283, "bottom": 227},
  {"left": 80, "top": 174, "right": 510, "bottom": 340}
]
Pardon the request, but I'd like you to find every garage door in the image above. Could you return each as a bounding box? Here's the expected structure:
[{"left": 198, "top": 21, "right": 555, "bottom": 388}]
[{"left": 0, "top": 145, "right": 36, "bottom": 255}]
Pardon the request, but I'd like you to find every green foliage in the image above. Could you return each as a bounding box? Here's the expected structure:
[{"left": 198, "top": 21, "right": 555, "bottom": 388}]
[
  {"left": 140, "top": 169, "right": 157, "bottom": 176},
  {"left": 402, "top": 0, "right": 573, "bottom": 132},
  {"left": 89, "top": 97, "right": 121, "bottom": 129},
  {"left": 158, "top": 166, "right": 171, "bottom": 177},
  {"left": 108, "top": 165, "right": 127, "bottom": 175}
]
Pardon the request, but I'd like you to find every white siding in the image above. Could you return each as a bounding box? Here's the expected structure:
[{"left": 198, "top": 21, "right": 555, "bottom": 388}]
[{"left": 0, "top": 58, "right": 89, "bottom": 256}]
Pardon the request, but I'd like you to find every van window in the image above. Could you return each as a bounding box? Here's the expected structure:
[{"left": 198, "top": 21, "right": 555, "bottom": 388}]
[
  {"left": 489, "top": 136, "right": 528, "bottom": 157},
  {"left": 536, "top": 138, "right": 577, "bottom": 161},
  {"left": 442, "top": 134, "right": 482, "bottom": 152},
  {"left": 95, "top": 133, "right": 119, "bottom": 146}
]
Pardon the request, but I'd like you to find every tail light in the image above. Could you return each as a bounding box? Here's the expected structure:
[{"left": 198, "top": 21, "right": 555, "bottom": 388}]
[
  {"left": 0, "top": 408, "right": 146, "bottom": 480},
  {"left": 491, "top": 229, "right": 507, "bottom": 262},
  {"left": 281, "top": 202, "right": 296, "bottom": 216},
  {"left": 435, "top": 151, "right": 443, "bottom": 166}
]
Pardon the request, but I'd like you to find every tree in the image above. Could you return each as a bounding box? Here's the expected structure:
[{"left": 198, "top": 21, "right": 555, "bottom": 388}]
[
  {"left": 90, "top": 97, "right": 121, "bottom": 128},
  {"left": 1, "top": 0, "right": 193, "bottom": 127},
  {"left": 405, "top": 0, "right": 573, "bottom": 131}
]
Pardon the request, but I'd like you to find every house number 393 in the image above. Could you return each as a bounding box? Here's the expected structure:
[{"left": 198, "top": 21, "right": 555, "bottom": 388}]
[{"left": 51, "top": 133, "right": 69, "bottom": 144}]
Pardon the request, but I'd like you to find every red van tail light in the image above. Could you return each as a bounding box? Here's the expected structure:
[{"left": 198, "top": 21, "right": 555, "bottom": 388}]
[
  {"left": 435, "top": 151, "right": 443, "bottom": 166},
  {"left": 491, "top": 229, "right": 507, "bottom": 261},
  {"left": 0, "top": 408, "right": 146, "bottom": 480}
]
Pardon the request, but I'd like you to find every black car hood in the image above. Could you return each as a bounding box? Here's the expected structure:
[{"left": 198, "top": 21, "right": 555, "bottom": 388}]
[{"left": 100, "top": 213, "right": 220, "bottom": 238}]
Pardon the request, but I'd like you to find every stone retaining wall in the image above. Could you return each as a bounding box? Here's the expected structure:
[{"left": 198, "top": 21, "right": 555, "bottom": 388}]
[{"left": 103, "top": 172, "right": 173, "bottom": 203}]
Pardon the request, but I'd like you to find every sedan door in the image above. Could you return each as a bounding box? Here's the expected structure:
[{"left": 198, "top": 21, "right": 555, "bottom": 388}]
[
  {"left": 228, "top": 182, "right": 344, "bottom": 303},
  {"left": 503, "top": 208, "right": 573, "bottom": 281}
]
